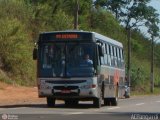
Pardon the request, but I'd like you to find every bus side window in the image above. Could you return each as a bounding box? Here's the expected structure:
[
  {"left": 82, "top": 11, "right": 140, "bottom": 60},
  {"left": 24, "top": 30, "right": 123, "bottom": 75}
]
[
  {"left": 100, "top": 44, "right": 105, "bottom": 65},
  {"left": 111, "top": 46, "right": 115, "bottom": 67},
  {"left": 114, "top": 46, "right": 117, "bottom": 67},
  {"left": 106, "top": 44, "right": 109, "bottom": 55},
  {"left": 103, "top": 43, "right": 106, "bottom": 54},
  {"left": 117, "top": 47, "right": 120, "bottom": 68},
  {"left": 103, "top": 44, "right": 107, "bottom": 65},
  {"left": 119, "top": 48, "right": 124, "bottom": 68},
  {"left": 121, "top": 49, "right": 125, "bottom": 68},
  {"left": 108, "top": 44, "right": 111, "bottom": 66},
  {"left": 114, "top": 46, "right": 117, "bottom": 57},
  {"left": 117, "top": 47, "right": 120, "bottom": 58}
]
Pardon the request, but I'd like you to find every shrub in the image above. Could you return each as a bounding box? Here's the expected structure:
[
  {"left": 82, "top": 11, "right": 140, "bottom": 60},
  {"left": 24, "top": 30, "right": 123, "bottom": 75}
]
[{"left": 0, "top": 18, "right": 35, "bottom": 86}]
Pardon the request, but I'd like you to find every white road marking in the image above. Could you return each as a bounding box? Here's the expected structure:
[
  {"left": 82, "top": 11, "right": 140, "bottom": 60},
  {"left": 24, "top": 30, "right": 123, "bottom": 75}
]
[
  {"left": 156, "top": 101, "right": 160, "bottom": 103},
  {"left": 0, "top": 108, "right": 5, "bottom": 110},
  {"left": 64, "top": 112, "right": 84, "bottom": 115},
  {"left": 0, "top": 107, "right": 28, "bottom": 111},
  {"left": 136, "top": 103, "right": 145, "bottom": 106},
  {"left": 107, "top": 107, "right": 120, "bottom": 110},
  {"left": 7, "top": 107, "right": 29, "bottom": 110},
  {"left": 11, "top": 107, "right": 28, "bottom": 109}
]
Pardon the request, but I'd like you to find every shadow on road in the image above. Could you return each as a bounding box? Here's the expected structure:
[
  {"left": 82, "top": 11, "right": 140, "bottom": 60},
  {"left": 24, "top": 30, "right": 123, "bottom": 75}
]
[
  {"left": 0, "top": 102, "right": 100, "bottom": 109},
  {"left": 0, "top": 104, "right": 47, "bottom": 108}
]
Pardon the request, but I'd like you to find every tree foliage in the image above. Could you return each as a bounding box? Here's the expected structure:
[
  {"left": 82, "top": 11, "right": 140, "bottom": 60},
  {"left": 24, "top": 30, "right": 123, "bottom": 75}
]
[
  {"left": 145, "top": 6, "right": 160, "bottom": 38},
  {"left": 0, "top": 0, "right": 34, "bottom": 85}
]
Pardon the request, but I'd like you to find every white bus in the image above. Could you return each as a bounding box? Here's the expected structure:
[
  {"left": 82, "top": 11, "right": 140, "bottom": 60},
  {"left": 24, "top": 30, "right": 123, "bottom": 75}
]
[{"left": 33, "top": 30, "right": 126, "bottom": 108}]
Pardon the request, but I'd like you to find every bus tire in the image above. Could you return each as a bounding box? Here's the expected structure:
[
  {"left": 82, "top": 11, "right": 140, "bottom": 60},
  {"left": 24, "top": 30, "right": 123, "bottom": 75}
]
[
  {"left": 93, "top": 97, "right": 101, "bottom": 108},
  {"left": 111, "top": 98, "right": 118, "bottom": 106},
  {"left": 104, "top": 98, "right": 110, "bottom": 106},
  {"left": 47, "top": 97, "right": 55, "bottom": 107},
  {"left": 93, "top": 88, "right": 102, "bottom": 108}
]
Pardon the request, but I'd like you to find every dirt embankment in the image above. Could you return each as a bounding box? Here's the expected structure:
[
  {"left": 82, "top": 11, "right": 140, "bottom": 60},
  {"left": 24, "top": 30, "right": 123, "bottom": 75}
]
[{"left": 0, "top": 82, "right": 45, "bottom": 105}]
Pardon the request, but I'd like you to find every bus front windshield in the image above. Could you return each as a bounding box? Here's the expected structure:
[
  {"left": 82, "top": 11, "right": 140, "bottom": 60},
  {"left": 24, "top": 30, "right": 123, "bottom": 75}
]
[{"left": 39, "top": 43, "right": 96, "bottom": 77}]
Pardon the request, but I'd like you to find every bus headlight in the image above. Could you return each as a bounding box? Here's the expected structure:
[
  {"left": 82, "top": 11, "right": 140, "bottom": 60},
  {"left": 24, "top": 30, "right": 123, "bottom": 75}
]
[{"left": 40, "top": 81, "right": 51, "bottom": 89}]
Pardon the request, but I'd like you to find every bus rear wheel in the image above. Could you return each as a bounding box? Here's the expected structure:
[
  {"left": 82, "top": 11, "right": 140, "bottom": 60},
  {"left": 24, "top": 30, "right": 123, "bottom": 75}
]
[
  {"left": 104, "top": 98, "right": 110, "bottom": 106},
  {"left": 93, "top": 97, "right": 101, "bottom": 108},
  {"left": 47, "top": 97, "right": 55, "bottom": 107},
  {"left": 111, "top": 97, "right": 118, "bottom": 106}
]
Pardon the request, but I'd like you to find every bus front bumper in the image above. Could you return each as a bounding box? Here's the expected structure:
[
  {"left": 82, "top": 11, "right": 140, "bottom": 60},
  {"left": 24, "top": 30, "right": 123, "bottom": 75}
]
[{"left": 38, "top": 87, "right": 98, "bottom": 99}]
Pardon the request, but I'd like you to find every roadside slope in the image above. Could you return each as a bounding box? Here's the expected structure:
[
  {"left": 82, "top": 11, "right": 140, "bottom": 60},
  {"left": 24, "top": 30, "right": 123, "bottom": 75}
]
[{"left": 0, "top": 82, "right": 45, "bottom": 105}]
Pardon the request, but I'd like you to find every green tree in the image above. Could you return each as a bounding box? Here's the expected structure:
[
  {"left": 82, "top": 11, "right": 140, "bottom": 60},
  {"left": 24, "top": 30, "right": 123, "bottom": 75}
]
[
  {"left": 95, "top": 0, "right": 126, "bottom": 19},
  {"left": 51, "top": 10, "right": 73, "bottom": 31},
  {"left": 145, "top": 6, "right": 160, "bottom": 93},
  {"left": 116, "top": 0, "right": 151, "bottom": 87}
]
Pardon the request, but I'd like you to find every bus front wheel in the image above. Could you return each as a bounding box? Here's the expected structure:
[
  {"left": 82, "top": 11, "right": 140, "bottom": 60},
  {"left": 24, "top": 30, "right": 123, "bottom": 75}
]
[
  {"left": 47, "top": 97, "right": 55, "bottom": 107},
  {"left": 93, "top": 97, "right": 101, "bottom": 108},
  {"left": 93, "top": 88, "right": 102, "bottom": 108}
]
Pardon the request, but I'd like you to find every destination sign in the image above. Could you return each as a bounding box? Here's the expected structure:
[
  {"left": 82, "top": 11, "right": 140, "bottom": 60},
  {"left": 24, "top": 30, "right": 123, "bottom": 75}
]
[
  {"left": 56, "top": 34, "right": 78, "bottom": 39},
  {"left": 39, "top": 32, "right": 94, "bottom": 43}
]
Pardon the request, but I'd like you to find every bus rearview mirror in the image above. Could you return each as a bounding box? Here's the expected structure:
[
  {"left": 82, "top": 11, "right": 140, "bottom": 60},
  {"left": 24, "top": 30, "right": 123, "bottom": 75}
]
[{"left": 33, "top": 48, "right": 37, "bottom": 60}]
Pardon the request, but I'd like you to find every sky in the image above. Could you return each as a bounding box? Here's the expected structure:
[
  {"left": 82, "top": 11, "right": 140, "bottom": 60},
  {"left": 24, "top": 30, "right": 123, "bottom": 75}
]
[
  {"left": 149, "top": 0, "right": 160, "bottom": 27},
  {"left": 149, "top": 0, "right": 160, "bottom": 14}
]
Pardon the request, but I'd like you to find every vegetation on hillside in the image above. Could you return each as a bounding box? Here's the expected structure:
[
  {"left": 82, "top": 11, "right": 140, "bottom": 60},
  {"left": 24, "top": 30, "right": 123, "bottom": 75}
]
[{"left": 0, "top": 0, "right": 160, "bottom": 94}]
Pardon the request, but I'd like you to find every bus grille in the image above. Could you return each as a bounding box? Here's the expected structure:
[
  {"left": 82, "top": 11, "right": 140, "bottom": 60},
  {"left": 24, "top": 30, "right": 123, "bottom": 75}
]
[
  {"left": 53, "top": 86, "right": 79, "bottom": 90},
  {"left": 46, "top": 80, "right": 86, "bottom": 84}
]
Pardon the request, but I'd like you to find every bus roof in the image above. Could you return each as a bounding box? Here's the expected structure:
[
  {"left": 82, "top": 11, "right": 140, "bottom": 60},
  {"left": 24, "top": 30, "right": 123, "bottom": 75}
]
[
  {"left": 92, "top": 32, "right": 123, "bottom": 48},
  {"left": 40, "top": 30, "right": 91, "bottom": 35},
  {"left": 40, "top": 30, "right": 123, "bottom": 47}
]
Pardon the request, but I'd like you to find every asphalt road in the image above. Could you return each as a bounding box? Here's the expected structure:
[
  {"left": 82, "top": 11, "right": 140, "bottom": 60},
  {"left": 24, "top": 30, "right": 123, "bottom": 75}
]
[{"left": 0, "top": 95, "right": 160, "bottom": 120}]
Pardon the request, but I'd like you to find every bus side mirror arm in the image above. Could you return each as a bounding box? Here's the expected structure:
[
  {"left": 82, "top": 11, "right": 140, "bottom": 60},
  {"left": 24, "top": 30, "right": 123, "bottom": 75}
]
[{"left": 98, "top": 45, "right": 104, "bottom": 57}]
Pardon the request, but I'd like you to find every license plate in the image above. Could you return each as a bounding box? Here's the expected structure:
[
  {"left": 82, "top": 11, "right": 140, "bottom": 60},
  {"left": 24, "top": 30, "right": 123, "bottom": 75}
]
[{"left": 61, "top": 90, "right": 71, "bottom": 93}]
